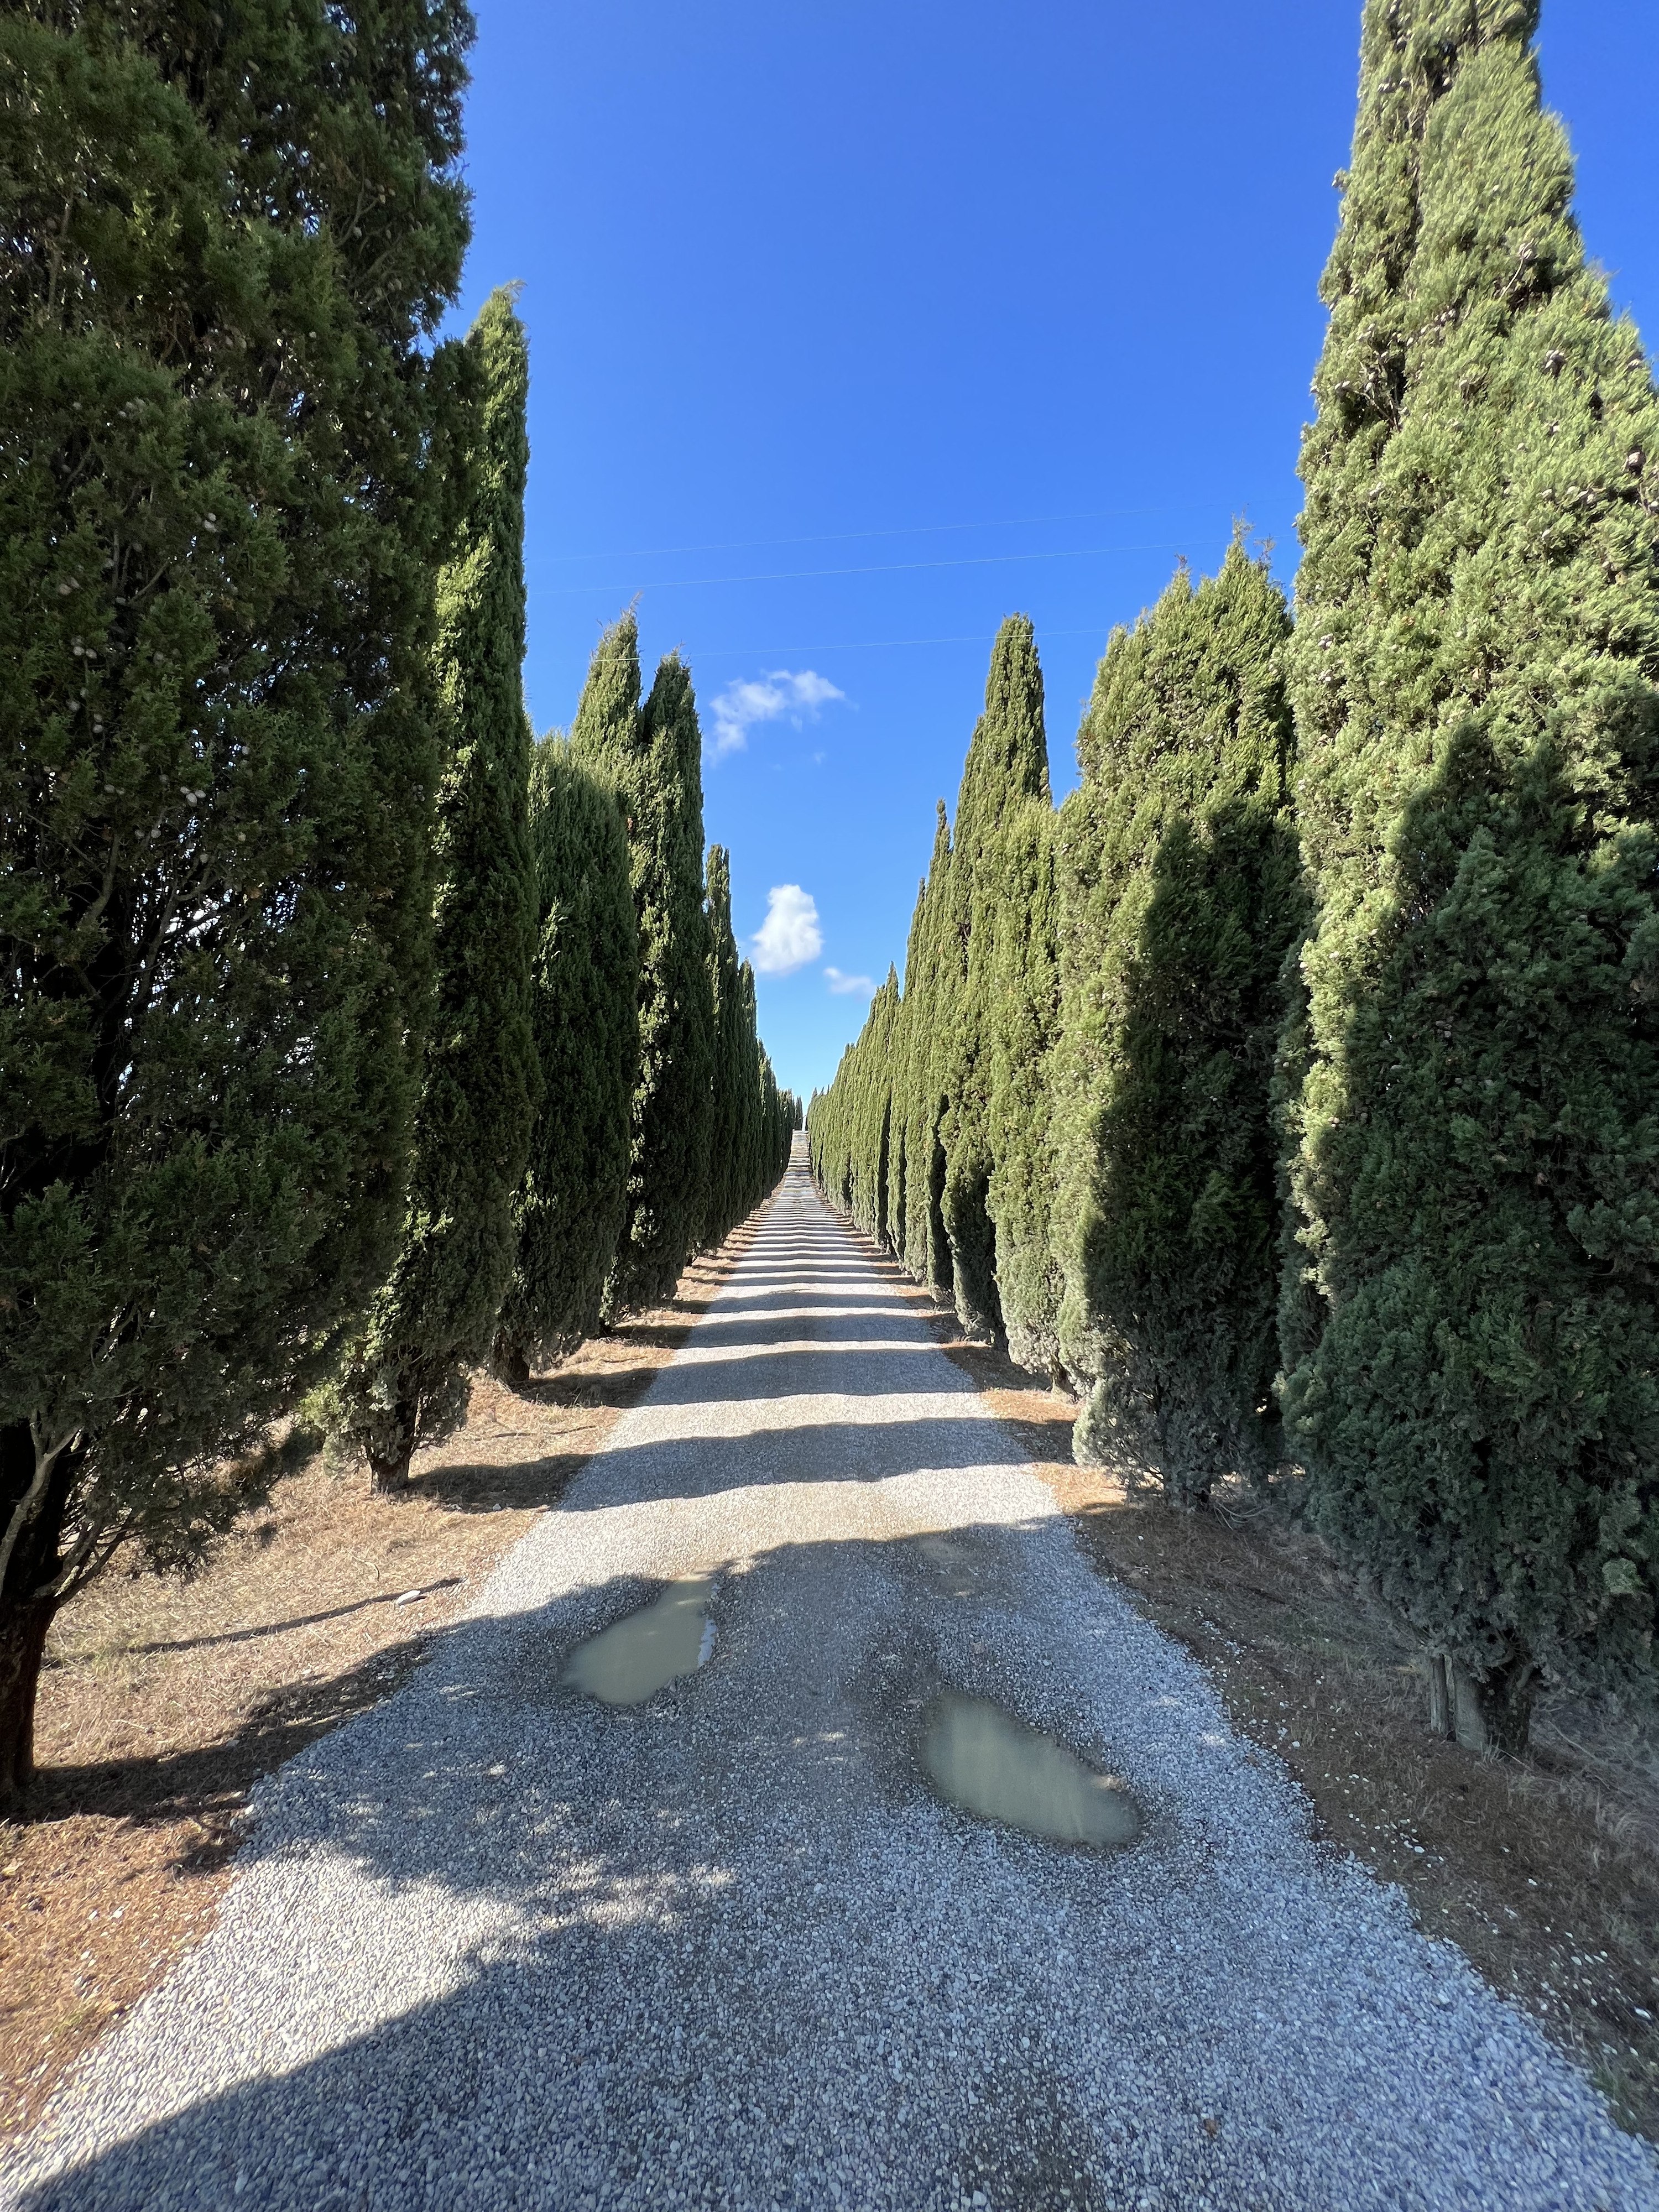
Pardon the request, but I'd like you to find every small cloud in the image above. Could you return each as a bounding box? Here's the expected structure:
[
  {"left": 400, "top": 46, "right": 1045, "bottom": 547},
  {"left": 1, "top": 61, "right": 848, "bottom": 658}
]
[
  {"left": 708, "top": 669, "right": 846, "bottom": 760},
  {"left": 750, "top": 884, "right": 823, "bottom": 975},
  {"left": 824, "top": 967, "right": 874, "bottom": 998}
]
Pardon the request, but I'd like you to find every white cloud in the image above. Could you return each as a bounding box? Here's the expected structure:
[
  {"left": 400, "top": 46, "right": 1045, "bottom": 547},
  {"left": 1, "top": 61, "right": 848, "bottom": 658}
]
[
  {"left": 708, "top": 669, "right": 846, "bottom": 759},
  {"left": 750, "top": 884, "right": 823, "bottom": 975},
  {"left": 824, "top": 967, "right": 875, "bottom": 998}
]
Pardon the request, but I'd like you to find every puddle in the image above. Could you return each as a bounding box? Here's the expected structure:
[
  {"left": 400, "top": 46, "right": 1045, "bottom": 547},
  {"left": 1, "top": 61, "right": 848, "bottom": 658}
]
[
  {"left": 562, "top": 1576, "right": 717, "bottom": 1705},
  {"left": 922, "top": 1694, "right": 1140, "bottom": 1849}
]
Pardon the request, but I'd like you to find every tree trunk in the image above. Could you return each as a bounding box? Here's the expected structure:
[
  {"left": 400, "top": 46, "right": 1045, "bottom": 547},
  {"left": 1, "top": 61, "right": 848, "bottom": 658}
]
[
  {"left": 367, "top": 1444, "right": 411, "bottom": 1494},
  {"left": 492, "top": 1333, "right": 531, "bottom": 1389},
  {"left": 1448, "top": 1651, "right": 1536, "bottom": 1757},
  {"left": 0, "top": 1594, "right": 58, "bottom": 1813},
  {"left": 365, "top": 1389, "right": 417, "bottom": 1495},
  {"left": 1427, "top": 1654, "right": 1453, "bottom": 1740},
  {"left": 0, "top": 1420, "right": 76, "bottom": 1813}
]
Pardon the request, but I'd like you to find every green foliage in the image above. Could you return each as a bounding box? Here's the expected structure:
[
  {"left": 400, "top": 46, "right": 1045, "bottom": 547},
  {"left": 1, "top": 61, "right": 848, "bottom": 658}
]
[
  {"left": 334, "top": 287, "right": 539, "bottom": 1488},
  {"left": 1057, "top": 544, "right": 1300, "bottom": 1504},
  {"left": 703, "top": 847, "right": 748, "bottom": 1247},
  {"left": 571, "top": 624, "right": 716, "bottom": 1311},
  {"left": 0, "top": 0, "right": 473, "bottom": 1790},
  {"left": 812, "top": 622, "right": 1059, "bottom": 1359},
  {"left": 938, "top": 617, "right": 1051, "bottom": 1340},
  {"left": 809, "top": 969, "right": 900, "bottom": 1244},
  {"left": 897, "top": 806, "right": 954, "bottom": 1297},
  {"left": 493, "top": 733, "right": 638, "bottom": 1378},
  {"left": 1282, "top": 0, "right": 1659, "bottom": 1735},
  {"left": 986, "top": 794, "right": 1064, "bottom": 1375}
]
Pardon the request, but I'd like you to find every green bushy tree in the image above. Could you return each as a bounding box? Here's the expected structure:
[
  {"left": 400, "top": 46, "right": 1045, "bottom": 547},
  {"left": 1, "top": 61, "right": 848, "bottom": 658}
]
[
  {"left": 336, "top": 288, "right": 540, "bottom": 1490},
  {"left": 987, "top": 794, "right": 1064, "bottom": 1377},
  {"left": 572, "top": 628, "right": 715, "bottom": 1311},
  {"left": 810, "top": 969, "right": 900, "bottom": 1244},
  {"left": 898, "top": 806, "right": 954, "bottom": 1297},
  {"left": 1057, "top": 542, "right": 1300, "bottom": 1505},
  {"left": 938, "top": 617, "right": 1051, "bottom": 1340},
  {"left": 1282, "top": 0, "right": 1659, "bottom": 1749},
  {"left": 703, "top": 847, "right": 747, "bottom": 1247},
  {"left": 0, "top": 0, "right": 472, "bottom": 1797},
  {"left": 493, "top": 733, "right": 638, "bottom": 1380}
]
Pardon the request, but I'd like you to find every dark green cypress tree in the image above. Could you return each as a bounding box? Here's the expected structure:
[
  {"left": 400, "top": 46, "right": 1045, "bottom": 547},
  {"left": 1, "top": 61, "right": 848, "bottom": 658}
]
[
  {"left": 987, "top": 794, "right": 1064, "bottom": 1377},
  {"left": 857, "top": 968, "right": 902, "bottom": 1248},
  {"left": 0, "top": 0, "right": 472, "bottom": 1797},
  {"left": 573, "top": 639, "right": 716, "bottom": 1311},
  {"left": 493, "top": 732, "right": 638, "bottom": 1380},
  {"left": 703, "top": 847, "right": 745, "bottom": 1246},
  {"left": 1056, "top": 542, "right": 1300, "bottom": 1506},
  {"left": 1283, "top": 0, "right": 1659, "bottom": 1750},
  {"left": 940, "top": 617, "right": 1051, "bottom": 1340},
  {"left": 734, "top": 960, "right": 766, "bottom": 1217},
  {"left": 899, "top": 807, "right": 954, "bottom": 1297},
  {"left": 335, "top": 288, "right": 540, "bottom": 1491}
]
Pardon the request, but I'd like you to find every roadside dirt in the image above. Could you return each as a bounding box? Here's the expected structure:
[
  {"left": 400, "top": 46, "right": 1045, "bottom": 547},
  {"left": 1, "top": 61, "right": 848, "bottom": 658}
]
[
  {"left": 0, "top": 1228, "right": 759, "bottom": 2142},
  {"left": 864, "top": 1243, "right": 1659, "bottom": 2145}
]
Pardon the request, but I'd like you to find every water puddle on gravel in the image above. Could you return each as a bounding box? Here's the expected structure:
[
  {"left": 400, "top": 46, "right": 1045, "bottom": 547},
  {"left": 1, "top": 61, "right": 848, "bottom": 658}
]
[
  {"left": 562, "top": 1577, "right": 716, "bottom": 1706},
  {"left": 922, "top": 1695, "right": 1141, "bottom": 1849}
]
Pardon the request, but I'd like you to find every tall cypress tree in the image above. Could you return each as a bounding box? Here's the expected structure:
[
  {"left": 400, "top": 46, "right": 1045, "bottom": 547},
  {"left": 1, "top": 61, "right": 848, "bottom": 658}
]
[
  {"left": 493, "top": 733, "right": 638, "bottom": 1380},
  {"left": 336, "top": 289, "right": 540, "bottom": 1491},
  {"left": 0, "top": 0, "right": 471, "bottom": 1798},
  {"left": 1283, "top": 0, "right": 1659, "bottom": 1748},
  {"left": 857, "top": 968, "right": 903, "bottom": 1249},
  {"left": 702, "top": 847, "right": 748, "bottom": 1246},
  {"left": 573, "top": 638, "right": 715, "bottom": 1312},
  {"left": 987, "top": 795, "right": 1064, "bottom": 1378},
  {"left": 1056, "top": 542, "right": 1300, "bottom": 1505},
  {"left": 940, "top": 617, "right": 1051, "bottom": 1340},
  {"left": 734, "top": 959, "right": 766, "bottom": 1217},
  {"left": 899, "top": 806, "right": 954, "bottom": 1297}
]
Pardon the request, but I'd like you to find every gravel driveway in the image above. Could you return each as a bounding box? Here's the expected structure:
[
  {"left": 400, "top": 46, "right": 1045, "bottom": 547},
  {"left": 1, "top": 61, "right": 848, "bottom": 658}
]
[{"left": 6, "top": 1160, "right": 1657, "bottom": 2211}]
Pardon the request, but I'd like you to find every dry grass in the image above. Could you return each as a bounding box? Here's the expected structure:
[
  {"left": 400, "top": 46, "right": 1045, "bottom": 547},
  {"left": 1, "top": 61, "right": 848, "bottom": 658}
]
[
  {"left": 0, "top": 1228, "right": 759, "bottom": 2140},
  {"left": 859, "top": 1240, "right": 1659, "bottom": 2145}
]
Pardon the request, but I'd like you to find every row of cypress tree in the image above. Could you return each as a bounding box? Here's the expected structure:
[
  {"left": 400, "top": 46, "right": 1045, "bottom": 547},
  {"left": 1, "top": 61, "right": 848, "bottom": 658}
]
[
  {"left": 811, "top": 0, "right": 1659, "bottom": 1756},
  {"left": 0, "top": 3, "right": 793, "bottom": 1803}
]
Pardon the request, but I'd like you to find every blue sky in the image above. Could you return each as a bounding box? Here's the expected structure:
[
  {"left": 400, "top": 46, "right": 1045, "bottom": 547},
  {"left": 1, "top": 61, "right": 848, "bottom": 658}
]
[{"left": 448, "top": 2, "right": 1658, "bottom": 1100}]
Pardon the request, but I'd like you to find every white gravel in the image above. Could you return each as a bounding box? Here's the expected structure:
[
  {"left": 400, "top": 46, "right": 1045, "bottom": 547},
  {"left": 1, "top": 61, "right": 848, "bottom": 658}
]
[{"left": 6, "top": 1158, "right": 1657, "bottom": 2211}]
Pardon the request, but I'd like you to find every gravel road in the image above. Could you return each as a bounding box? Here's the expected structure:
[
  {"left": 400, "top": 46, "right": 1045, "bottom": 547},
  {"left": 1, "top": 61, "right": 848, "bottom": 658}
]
[{"left": 6, "top": 1158, "right": 1657, "bottom": 2212}]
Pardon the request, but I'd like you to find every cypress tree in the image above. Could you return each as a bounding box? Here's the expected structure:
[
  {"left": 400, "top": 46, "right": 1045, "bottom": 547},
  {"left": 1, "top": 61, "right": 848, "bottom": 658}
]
[
  {"left": 1283, "top": 0, "right": 1659, "bottom": 1749},
  {"left": 940, "top": 617, "right": 1051, "bottom": 1340},
  {"left": 987, "top": 794, "right": 1065, "bottom": 1376},
  {"left": 0, "top": 0, "right": 472, "bottom": 1797},
  {"left": 703, "top": 847, "right": 745, "bottom": 1247},
  {"left": 1057, "top": 542, "right": 1300, "bottom": 1505},
  {"left": 857, "top": 968, "right": 903, "bottom": 1248},
  {"left": 573, "top": 637, "right": 716, "bottom": 1311},
  {"left": 898, "top": 807, "right": 954, "bottom": 1298},
  {"left": 735, "top": 960, "right": 767, "bottom": 1217},
  {"left": 493, "top": 733, "right": 638, "bottom": 1380},
  {"left": 335, "top": 288, "right": 540, "bottom": 1490}
]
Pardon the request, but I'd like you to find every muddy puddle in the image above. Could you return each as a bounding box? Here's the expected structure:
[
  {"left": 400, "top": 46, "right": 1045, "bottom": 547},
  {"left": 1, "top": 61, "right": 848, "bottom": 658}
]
[
  {"left": 922, "top": 1694, "right": 1140, "bottom": 1849},
  {"left": 562, "top": 1575, "right": 716, "bottom": 1705}
]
